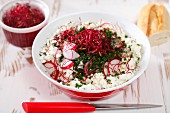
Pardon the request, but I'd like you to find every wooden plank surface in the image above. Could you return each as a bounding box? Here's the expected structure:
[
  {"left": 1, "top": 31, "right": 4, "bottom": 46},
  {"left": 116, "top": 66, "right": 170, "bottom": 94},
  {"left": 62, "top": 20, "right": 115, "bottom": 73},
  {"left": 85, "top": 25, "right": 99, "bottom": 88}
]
[{"left": 0, "top": 0, "right": 170, "bottom": 113}]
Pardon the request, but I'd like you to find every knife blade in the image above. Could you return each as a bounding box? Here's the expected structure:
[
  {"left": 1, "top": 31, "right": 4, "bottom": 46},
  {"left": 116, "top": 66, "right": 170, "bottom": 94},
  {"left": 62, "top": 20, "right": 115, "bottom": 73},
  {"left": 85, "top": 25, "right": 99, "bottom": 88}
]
[
  {"left": 22, "top": 102, "right": 162, "bottom": 113},
  {"left": 92, "top": 103, "right": 162, "bottom": 110}
]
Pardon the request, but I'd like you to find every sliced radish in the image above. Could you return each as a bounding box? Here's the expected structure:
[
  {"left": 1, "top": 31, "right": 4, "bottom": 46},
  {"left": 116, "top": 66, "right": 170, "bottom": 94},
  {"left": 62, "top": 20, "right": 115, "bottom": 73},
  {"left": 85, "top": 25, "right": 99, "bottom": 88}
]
[
  {"left": 84, "top": 60, "right": 92, "bottom": 75},
  {"left": 60, "top": 59, "right": 74, "bottom": 70},
  {"left": 63, "top": 41, "right": 77, "bottom": 51},
  {"left": 84, "top": 60, "right": 96, "bottom": 75},
  {"left": 109, "top": 59, "right": 120, "bottom": 75},
  {"left": 63, "top": 49, "right": 80, "bottom": 60},
  {"left": 104, "top": 59, "right": 120, "bottom": 75},
  {"left": 110, "top": 59, "right": 120, "bottom": 65},
  {"left": 44, "top": 62, "right": 55, "bottom": 74},
  {"left": 62, "top": 42, "right": 79, "bottom": 60},
  {"left": 104, "top": 62, "right": 109, "bottom": 76},
  {"left": 43, "top": 61, "right": 59, "bottom": 77}
]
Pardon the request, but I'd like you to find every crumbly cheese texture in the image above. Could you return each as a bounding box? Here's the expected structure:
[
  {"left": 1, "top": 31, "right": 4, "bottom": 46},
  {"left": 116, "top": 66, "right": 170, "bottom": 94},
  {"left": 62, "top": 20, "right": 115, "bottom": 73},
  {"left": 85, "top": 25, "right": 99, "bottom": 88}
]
[{"left": 39, "top": 21, "right": 142, "bottom": 90}]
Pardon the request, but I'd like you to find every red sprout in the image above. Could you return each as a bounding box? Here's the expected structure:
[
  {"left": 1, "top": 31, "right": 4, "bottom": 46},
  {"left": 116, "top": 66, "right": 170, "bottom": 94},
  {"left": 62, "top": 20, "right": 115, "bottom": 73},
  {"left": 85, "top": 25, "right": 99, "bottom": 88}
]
[
  {"left": 43, "top": 61, "right": 59, "bottom": 80},
  {"left": 126, "top": 58, "right": 137, "bottom": 73},
  {"left": 3, "top": 3, "right": 45, "bottom": 28},
  {"left": 84, "top": 59, "right": 96, "bottom": 75}
]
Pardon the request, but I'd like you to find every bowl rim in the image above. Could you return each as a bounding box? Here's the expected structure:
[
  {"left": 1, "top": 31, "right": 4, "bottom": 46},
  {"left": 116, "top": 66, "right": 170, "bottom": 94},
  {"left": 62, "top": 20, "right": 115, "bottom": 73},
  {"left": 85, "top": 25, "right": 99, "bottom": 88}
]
[
  {"left": 32, "top": 11, "right": 151, "bottom": 93},
  {"left": 0, "top": 0, "right": 49, "bottom": 33}
]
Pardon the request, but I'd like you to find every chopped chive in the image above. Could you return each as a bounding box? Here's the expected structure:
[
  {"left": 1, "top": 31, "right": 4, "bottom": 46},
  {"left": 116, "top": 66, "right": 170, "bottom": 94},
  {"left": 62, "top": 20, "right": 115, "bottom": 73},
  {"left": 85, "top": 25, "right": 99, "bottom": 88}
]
[
  {"left": 75, "top": 83, "right": 82, "bottom": 88},
  {"left": 79, "top": 26, "right": 85, "bottom": 32},
  {"left": 107, "top": 79, "right": 111, "bottom": 83},
  {"left": 67, "top": 84, "right": 70, "bottom": 86},
  {"left": 114, "top": 72, "right": 120, "bottom": 76}
]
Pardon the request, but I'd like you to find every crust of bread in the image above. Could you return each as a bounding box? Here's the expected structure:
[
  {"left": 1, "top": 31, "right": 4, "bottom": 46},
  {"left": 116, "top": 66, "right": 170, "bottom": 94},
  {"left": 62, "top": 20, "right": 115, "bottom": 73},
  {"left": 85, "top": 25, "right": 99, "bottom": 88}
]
[{"left": 137, "top": 4, "right": 155, "bottom": 36}]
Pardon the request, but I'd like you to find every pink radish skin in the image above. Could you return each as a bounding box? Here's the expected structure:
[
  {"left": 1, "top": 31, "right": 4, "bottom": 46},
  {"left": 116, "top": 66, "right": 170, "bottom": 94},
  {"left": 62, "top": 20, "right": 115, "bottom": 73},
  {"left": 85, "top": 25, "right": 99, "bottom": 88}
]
[
  {"left": 63, "top": 42, "right": 79, "bottom": 60},
  {"left": 61, "top": 59, "right": 74, "bottom": 70}
]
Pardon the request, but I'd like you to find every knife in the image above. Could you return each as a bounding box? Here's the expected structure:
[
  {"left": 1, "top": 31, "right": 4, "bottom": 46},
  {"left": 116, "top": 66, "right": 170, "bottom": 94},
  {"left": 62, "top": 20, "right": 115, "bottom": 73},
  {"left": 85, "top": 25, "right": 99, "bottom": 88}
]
[{"left": 22, "top": 102, "right": 162, "bottom": 113}]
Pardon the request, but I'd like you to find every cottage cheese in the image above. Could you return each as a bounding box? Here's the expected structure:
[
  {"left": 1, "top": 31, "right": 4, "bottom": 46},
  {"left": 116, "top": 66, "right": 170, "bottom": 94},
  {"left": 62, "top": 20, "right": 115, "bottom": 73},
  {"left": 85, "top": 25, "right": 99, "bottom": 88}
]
[{"left": 39, "top": 21, "right": 142, "bottom": 90}]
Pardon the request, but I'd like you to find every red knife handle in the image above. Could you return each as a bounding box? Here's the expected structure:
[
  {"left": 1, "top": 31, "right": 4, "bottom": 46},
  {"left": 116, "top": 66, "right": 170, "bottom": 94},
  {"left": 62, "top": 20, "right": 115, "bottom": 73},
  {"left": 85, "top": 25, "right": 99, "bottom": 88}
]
[{"left": 22, "top": 102, "right": 96, "bottom": 113}]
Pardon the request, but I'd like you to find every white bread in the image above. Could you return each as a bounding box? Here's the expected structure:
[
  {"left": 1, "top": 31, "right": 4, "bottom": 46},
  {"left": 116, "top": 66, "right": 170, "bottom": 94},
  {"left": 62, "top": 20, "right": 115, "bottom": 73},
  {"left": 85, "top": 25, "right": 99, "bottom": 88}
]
[{"left": 137, "top": 3, "right": 170, "bottom": 37}]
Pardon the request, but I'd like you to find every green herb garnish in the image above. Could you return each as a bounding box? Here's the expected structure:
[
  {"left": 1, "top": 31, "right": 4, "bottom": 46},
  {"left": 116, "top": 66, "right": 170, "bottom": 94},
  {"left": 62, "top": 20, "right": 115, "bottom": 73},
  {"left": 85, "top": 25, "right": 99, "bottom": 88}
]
[
  {"left": 105, "top": 29, "right": 112, "bottom": 39},
  {"left": 75, "top": 83, "right": 82, "bottom": 88},
  {"left": 79, "top": 26, "right": 85, "bottom": 32},
  {"left": 114, "top": 72, "right": 120, "bottom": 76}
]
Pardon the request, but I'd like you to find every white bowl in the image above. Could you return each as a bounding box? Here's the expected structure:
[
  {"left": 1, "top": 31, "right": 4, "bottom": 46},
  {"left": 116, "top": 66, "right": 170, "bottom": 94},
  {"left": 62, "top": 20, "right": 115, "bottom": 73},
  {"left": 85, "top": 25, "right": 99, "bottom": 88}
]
[{"left": 32, "top": 12, "right": 151, "bottom": 101}]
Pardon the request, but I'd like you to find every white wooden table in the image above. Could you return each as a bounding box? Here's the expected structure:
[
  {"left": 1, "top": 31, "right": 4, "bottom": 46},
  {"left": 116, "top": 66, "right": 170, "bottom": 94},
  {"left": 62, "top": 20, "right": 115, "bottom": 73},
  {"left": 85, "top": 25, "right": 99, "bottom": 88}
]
[{"left": 0, "top": 0, "right": 170, "bottom": 113}]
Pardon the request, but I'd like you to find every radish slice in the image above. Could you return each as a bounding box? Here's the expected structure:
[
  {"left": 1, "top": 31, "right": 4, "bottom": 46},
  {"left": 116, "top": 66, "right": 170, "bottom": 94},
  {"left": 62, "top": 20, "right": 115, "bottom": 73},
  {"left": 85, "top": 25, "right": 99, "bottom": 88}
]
[
  {"left": 109, "top": 59, "right": 120, "bottom": 75},
  {"left": 43, "top": 61, "right": 59, "bottom": 77},
  {"left": 63, "top": 42, "right": 77, "bottom": 50},
  {"left": 61, "top": 59, "right": 74, "bottom": 70},
  {"left": 110, "top": 59, "right": 120, "bottom": 65},
  {"left": 84, "top": 60, "right": 96, "bottom": 75},
  {"left": 44, "top": 62, "right": 55, "bottom": 73},
  {"left": 104, "top": 59, "right": 120, "bottom": 75},
  {"left": 104, "top": 62, "right": 109, "bottom": 76},
  {"left": 63, "top": 42, "right": 79, "bottom": 60},
  {"left": 63, "top": 49, "right": 80, "bottom": 60}
]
